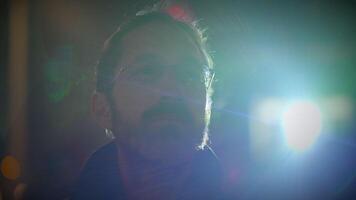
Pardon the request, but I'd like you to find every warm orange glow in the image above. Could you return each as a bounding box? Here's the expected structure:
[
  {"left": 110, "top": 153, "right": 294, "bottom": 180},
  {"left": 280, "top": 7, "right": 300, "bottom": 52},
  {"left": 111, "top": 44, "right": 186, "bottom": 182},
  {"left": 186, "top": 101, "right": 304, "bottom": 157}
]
[{"left": 1, "top": 156, "right": 21, "bottom": 180}]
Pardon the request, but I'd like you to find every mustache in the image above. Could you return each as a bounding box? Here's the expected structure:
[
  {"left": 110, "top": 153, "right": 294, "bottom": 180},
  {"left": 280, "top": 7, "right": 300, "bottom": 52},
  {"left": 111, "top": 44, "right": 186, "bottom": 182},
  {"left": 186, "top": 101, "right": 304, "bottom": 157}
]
[{"left": 142, "top": 98, "right": 194, "bottom": 123}]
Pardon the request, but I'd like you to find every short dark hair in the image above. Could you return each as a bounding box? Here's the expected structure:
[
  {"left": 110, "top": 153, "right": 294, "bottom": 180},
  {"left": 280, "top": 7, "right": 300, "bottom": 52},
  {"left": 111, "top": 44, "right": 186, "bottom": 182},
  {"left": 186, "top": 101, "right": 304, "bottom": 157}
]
[
  {"left": 95, "top": 10, "right": 214, "bottom": 148},
  {"left": 95, "top": 11, "right": 213, "bottom": 95}
]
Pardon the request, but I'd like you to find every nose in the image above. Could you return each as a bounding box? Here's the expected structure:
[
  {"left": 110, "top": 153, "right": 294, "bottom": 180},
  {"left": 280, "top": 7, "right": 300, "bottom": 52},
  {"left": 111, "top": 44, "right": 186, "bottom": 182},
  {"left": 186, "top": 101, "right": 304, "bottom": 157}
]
[{"left": 155, "top": 70, "right": 184, "bottom": 99}]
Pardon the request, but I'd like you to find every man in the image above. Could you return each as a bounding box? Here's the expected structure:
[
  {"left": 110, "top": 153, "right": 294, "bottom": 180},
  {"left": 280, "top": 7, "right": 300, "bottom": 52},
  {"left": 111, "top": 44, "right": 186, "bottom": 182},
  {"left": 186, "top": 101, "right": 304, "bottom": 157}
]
[{"left": 72, "top": 10, "right": 223, "bottom": 200}]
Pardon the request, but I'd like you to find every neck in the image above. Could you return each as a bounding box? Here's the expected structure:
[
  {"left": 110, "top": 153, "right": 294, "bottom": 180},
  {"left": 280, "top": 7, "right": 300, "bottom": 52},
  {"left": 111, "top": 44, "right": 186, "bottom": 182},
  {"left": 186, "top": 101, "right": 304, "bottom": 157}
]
[{"left": 115, "top": 141, "right": 193, "bottom": 200}]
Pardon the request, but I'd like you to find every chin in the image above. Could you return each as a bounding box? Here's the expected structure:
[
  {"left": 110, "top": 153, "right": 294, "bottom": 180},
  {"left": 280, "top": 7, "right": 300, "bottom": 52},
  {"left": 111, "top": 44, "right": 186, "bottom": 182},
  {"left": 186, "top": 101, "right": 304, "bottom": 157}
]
[
  {"left": 148, "top": 150, "right": 195, "bottom": 166},
  {"left": 136, "top": 132, "right": 199, "bottom": 164},
  {"left": 124, "top": 120, "right": 204, "bottom": 163}
]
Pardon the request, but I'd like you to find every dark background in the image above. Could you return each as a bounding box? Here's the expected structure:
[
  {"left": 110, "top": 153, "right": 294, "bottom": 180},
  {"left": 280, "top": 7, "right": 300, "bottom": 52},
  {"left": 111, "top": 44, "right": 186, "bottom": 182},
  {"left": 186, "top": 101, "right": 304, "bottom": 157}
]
[{"left": 1, "top": 0, "right": 356, "bottom": 199}]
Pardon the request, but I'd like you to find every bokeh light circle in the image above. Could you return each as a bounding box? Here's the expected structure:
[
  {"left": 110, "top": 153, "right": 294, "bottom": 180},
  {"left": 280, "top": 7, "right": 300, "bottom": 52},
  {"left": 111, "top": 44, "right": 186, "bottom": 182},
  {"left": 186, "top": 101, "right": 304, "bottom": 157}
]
[
  {"left": 281, "top": 100, "right": 322, "bottom": 152},
  {"left": 1, "top": 155, "right": 21, "bottom": 180}
]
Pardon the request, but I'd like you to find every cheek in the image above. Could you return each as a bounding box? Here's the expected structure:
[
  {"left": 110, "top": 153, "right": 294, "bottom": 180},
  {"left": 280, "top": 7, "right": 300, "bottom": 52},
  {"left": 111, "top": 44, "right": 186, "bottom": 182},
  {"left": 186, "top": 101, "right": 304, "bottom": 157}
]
[{"left": 186, "top": 90, "right": 207, "bottom": 124}]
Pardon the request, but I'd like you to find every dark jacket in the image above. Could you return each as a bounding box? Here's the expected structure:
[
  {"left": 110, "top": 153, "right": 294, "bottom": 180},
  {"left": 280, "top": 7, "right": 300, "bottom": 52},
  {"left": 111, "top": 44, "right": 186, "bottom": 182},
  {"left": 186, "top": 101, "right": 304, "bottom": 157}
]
[{"left": 71, "top": 142, "right": 224, "bottom": 200}]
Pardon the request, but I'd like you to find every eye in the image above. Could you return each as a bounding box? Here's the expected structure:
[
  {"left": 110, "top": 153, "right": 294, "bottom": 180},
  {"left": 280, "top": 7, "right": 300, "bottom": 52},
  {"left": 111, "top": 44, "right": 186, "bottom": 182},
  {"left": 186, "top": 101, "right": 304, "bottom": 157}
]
[
  {"left": 130, "top": 65, "right": 161, "bottom": 82},
  {"left": 177, "top": 67, "right": 204, "bottom": 87}
]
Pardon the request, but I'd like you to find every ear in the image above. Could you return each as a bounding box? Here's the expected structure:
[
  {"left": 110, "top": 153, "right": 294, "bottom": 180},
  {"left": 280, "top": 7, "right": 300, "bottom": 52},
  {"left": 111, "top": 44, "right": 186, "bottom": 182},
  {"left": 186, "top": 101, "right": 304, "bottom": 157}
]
[{"left": 91, "top": 92, "right": 112, "bottom": 130}]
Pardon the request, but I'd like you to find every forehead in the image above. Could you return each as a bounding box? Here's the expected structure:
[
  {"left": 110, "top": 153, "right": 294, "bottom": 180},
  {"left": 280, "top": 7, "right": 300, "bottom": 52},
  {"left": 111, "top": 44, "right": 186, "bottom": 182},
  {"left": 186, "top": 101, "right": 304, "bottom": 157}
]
[{"left": 118, "top": 21, "right": 204, "bottom": 67}]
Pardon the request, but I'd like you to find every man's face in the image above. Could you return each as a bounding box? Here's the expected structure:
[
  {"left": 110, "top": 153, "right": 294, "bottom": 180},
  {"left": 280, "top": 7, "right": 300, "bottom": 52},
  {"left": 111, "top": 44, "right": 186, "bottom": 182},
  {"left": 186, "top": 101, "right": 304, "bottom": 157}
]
[{"left": 110, "top": 21, "right": 207, "bottom": 163}]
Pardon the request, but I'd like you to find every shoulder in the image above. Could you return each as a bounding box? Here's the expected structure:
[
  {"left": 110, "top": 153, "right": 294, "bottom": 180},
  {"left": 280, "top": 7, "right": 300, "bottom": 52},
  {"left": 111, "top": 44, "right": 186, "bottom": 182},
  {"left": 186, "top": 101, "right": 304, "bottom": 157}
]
[
  {"left": 78, "top": 142, "right": 118, "bottom": 179},
  {"left": 193, "top": 145, "right": 222, "bottom": 175},
  {"left": 181, "top": 146, "right": 226, "bottom": 199},
  {"left": 85, "top": 142, "right": 117, "bottom": 168},
  {"left": 71, "top": 142, "right": 123, "bottom": 200}
]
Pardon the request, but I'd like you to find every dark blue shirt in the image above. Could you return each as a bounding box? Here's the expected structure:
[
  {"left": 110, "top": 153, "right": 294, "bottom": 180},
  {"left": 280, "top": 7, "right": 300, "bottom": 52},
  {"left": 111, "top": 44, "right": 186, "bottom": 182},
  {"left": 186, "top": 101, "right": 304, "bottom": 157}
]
[{"left": 72, "top": 142, "right": 224, "bottom": 200}]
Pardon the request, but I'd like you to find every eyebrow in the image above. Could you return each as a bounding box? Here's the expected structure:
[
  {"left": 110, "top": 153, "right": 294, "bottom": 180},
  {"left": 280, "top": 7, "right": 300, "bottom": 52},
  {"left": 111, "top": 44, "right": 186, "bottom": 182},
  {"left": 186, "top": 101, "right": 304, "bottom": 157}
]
[
  {"left": 176, "top": 56, "right": 206, "bottom": 72},
  {"left": 114, "top": 55, "right": 206, "bottom": 82},
  {"left": 128, "top": 53, "right": 205, "bottom": 72},
  {"left": 130, "top": 53, "right": 161, "bottom": 66}
]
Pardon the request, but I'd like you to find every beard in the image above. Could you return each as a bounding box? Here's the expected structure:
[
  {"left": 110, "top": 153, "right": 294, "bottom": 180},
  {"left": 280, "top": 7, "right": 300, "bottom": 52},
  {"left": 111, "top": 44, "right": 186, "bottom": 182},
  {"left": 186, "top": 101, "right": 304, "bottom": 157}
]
[{"left": 111, "top": 98, "right": 205, "bottom": 164}]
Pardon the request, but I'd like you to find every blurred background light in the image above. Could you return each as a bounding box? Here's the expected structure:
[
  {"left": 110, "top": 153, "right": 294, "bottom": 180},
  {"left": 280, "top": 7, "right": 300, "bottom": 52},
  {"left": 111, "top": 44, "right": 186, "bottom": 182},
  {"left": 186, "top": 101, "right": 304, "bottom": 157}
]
[
  {"left": 1, "top": 155, "right": 21, "bottom": 180},
  {"left": 250, "top": 96, "right": 353, "bottom": 158},
  {"left": 250, "top": 98, "right": 284, "bottom": 162},
  {"left": 281, "top": 100, "right": 322, "bottom": 152}
]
